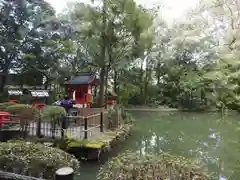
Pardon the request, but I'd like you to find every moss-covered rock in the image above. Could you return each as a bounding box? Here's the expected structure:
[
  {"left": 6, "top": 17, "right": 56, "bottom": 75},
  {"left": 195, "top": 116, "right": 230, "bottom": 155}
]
[
  {"left": 64, "top": 124, "right": 132, "bottom": 150},
  {"left": 97, "top": 152, "right": 211, "bottom": 180},
  {"left": 67, "top": 138, "right": 105, "bottom": 149},
  {"left": 0, "top": 142, "right": 80, "bottom": 179},
  {"left": 57, "top": 124, "right": 133, "bottom": 160}
]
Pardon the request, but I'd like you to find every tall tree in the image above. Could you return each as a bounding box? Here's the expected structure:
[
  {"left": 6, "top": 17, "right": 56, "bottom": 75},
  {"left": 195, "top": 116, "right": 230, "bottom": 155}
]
[
  {"left": 0, "top": 0, "right": 55, "bottom": 92},
  {"left": 67, "top": 0, "right": 153, "bottom": 106}
]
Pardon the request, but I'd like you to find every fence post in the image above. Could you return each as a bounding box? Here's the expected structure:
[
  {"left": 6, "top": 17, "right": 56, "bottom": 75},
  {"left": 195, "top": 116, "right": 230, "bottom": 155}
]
[
  {"left": 36, "top": 113, "right": 41, "bottom": 138},
  {"left": 61, "top": 116, "right": 67, "bottom": 139},
  {"left": 100, "top": 112, "right": 103, "bottom": 132},
  {"left": 55, "top": 167, "right": 74, "bottom": 180},
  {"left": 84, "top": 116, "right": 88, "bottom": 139}
]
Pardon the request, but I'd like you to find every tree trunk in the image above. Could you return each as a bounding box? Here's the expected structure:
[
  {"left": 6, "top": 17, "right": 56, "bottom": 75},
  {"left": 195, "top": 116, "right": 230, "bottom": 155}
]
[
  {"left": 0, "top": 60, "right": 10, "bottom": 94},
  {"left": 1, "top": 53, "right": 19, "bottom": 94},
  {"left": 144, "top": 56, "right": 150, "bottom": 104},
  {"left": 113, "top": 69, "right": 118, "bottom": 93},
  {"left": 0, "top": 73, "right": 7, "bottom": 94},
  {"left": 104, "top": 70, "right": 108, "bottom": 109},
  {"left": 144, "top": 69, "right": 152, "bottom": 104},
  {"left": 94, "top": 85, "right": 97, "bottom": 103},
  {"left": 44, "top": 79, "right": 48, "bottom": 90},
  {"left": 97, "top": 0, "right": 107, "bottom": 107},
  {"left": 98, "top": 67, "right": 106, "bottom": 107},
  {"left": 156, "top": 62, "right": 161, "bottom": 86},
  {"left": 139, "top": 60, "right": 144, "bottom": 103}
]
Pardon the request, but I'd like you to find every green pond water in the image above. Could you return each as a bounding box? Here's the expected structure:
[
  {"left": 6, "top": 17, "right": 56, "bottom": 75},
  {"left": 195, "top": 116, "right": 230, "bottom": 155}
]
[{"left": 77, "top": 111, "right": 240, "bottom": 180}]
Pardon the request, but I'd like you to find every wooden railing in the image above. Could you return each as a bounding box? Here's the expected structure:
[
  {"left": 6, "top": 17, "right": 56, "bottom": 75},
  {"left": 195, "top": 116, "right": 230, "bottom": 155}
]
[
  {"left": 68, "top": 111, "right": 105, "bottom": 139},
  {"left": 0, "top": 167, "right": 75, "bottom": 180},
  {"left": 0, "top": 170, "right": 45, "bottom": 180},
  {"left": 0, "top": 110, "right": 108, "bottom": 140}
]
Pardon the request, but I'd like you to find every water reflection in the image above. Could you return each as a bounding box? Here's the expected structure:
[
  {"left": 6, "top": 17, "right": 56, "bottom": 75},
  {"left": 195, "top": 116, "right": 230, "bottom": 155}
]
[
  {"left": 79, "top": 112, "right": 240, "bottom": 180},
  {"left": 220, "top": 176, "right": 227, "bottom": 180},
  {"left": 131, "top": 112, "right": 240, "bottom": 180}
]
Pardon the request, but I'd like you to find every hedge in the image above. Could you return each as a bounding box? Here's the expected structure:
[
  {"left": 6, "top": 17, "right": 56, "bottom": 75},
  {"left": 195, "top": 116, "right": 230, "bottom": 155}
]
[
  {"left": 0, "top": 142, "right": 80, "bottom": 179},
  {"left": 0, "top": 102, "right": 17, "bottom": 111},
  {"left": 41, "top": 106, "right": 67, "bottom": 123},
  {"left": 6, "top": 104, "right": 39, "bottom": 119},
  {"left": 97, "top": 152, "right": 210, "bottom": 180}
]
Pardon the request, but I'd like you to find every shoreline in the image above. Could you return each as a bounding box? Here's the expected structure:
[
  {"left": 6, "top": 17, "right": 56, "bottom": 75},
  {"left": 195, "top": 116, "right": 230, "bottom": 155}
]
[{"left": 124, "top": 107, "right": 178, "bottom": 112}]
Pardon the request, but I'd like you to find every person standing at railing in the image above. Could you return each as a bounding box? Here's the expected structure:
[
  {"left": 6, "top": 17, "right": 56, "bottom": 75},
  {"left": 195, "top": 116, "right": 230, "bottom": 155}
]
[
  {"left": 60, "top": 96, "right": 74, "bottom": 115},
  {"left": 53, "top": 96, "right": 62, "bottom": 106}
]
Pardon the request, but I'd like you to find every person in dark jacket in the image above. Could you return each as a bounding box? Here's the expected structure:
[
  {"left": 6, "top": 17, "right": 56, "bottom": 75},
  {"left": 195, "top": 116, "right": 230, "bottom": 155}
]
[
  {"left": 60, "top": 96, "right": 73, "bottom": 115},
  {"left": 53, "top": 95, "right": 62, "bottom": 105}
]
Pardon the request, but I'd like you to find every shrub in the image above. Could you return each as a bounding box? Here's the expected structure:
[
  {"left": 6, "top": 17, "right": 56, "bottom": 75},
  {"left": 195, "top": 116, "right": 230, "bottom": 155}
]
[
  {"left": 97, "top": 152, "right": 210, "bottom": 180},
  {"left": 41, "top": 106, "right": 67, "bottom": 122},
  {"left": 41, "top": 106, "right": 67, "bottom": 138},
  {"left": 107, "top": 108, "right": 119, "bottom": 130},
  {"left": 123, "top": 112, "right": 135, "bottom": 124},
  {"left": 0, "top": 142, "right": 80, "bottom": 179},
  {"left": 0, "top": 102, "right": 17, "bottom": 111},
  {"left": 5, "top": 104, "right": 39, "bottom": 131},
  {"left": 6, "top": 104, "right": 39, "bottom": 119}
]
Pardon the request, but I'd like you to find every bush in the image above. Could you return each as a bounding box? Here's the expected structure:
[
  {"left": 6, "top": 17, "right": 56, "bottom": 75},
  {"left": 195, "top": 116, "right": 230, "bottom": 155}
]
[
  {"left": 122, "top": 112, "right": 135, "bottom": 124},
  {"left": 41, "top": 106, "right": 67, "bottom": 138},
  {"left": 41, "top": 106, "right": 67, "bottom": 122},
  {"left": 97, "top": 152, "right": 210, "bottom": 180},
  {"left": 0, "top": 102, "right": 17, "bottom": 111},
  {"left": 0, "top": 142, "right": 80, "bottom": 179},
  {"left": 107, "top": 108, "right": 120, "bottom": 130},
  {"left": 5, "top": 104, "right": 39, "bottom": 131},
  {"left": 6, "top": 104, "right": 39, "bottom": 119}
]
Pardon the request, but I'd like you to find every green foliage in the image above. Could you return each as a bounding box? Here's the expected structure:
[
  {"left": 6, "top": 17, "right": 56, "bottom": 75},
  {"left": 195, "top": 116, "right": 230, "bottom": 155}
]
[
  {"left": 122, "top": 112, "right": 135, "bottom": 124},
  {"left": 65, "top": 0, "right": 154, "bottom": 106},
  {"left": 0, "top": 142, "right": 80, "bottom": 179},
  {"left": 97, "top": 152, "right": 210, "bottom": 180},
  {"left": 0, "top": 102, "right": 16, "bottom": 111},
  {"left": 41, "top": 106, "right": 67, "bottom": 122},
  {"left": 65, "top": 138, "right": 105, "bottom": 149},
  {"left": 2, "top": 0, "right": 240, "bottom": 112},
  {"left": 6, "top": 104, "right": 39, "bottom": 119},
  {"left": 107, "top": 108, "right": 119, "bottom": 130}
]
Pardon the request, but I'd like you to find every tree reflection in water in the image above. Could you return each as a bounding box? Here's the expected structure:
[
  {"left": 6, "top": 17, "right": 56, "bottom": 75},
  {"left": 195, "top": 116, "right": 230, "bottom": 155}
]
[
  {"left": 130, "top": 112, "right": 240, "bottom": 180},
  {"left": 79, "top": 112, "right": 240, "bottom": 180}
]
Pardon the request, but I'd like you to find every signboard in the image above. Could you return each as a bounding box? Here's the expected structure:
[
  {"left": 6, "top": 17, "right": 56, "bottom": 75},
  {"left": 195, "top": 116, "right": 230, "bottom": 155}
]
[
  {"left": 30, "top": 90, "right": 49, "bottom": 97},
  {"left": 8, "top": 90, "right": 23, "bottom": 96}
]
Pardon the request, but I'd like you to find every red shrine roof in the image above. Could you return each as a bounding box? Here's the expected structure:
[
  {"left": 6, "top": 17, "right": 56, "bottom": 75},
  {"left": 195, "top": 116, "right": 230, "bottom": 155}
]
[{"left": 65, "top": 72, "right": 98, "bottom": 85}]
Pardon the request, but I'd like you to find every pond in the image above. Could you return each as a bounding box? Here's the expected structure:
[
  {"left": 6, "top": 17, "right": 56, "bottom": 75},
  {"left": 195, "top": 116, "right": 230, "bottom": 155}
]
[{"left": 78, "top": 111, "right": 240, "bottom": 180}]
